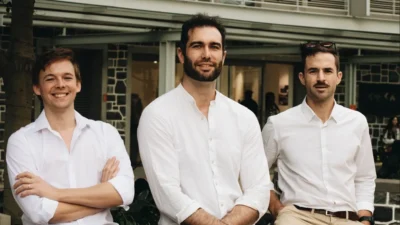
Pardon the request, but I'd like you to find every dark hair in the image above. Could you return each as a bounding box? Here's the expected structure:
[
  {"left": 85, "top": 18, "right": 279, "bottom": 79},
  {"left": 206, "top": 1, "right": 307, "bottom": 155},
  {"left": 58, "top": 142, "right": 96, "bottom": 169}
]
[
  {"left": 180, "top": 13, "right": 226, "bottom": 53},
  {"left": 300, "top": 42, "right": 340, "bottom": 73},
  {"left": 32, "top": 48, "right": 81, "bottom": 86},
  {"left": 385, "top": 116, "right": 399, "bottom": 138}
]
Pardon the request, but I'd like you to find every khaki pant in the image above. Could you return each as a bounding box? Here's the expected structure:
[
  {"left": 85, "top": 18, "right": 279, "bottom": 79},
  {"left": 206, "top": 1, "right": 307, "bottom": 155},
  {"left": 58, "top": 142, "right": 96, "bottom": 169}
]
[{"left": 275, "top": 205, "right": 363, "bottom": 225}]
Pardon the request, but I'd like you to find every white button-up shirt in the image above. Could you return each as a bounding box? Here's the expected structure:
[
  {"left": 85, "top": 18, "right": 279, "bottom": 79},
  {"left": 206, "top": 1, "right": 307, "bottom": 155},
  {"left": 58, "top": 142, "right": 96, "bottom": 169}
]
[
  {"left": 138, "top": 84, "right": 272, "bottom": 225},
  {"left": 262, "top": 99, "right": 376, "bottom": 213},
  {"left": 6, "top": 110, "right": 135, "bottom": 225}
]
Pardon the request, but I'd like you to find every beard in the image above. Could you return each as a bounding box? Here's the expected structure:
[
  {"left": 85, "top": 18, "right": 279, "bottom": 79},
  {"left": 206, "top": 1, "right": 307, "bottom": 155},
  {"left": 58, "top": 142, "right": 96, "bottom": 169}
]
[{"left": 183, "top": 54, "right": 223, "bottom": 82}]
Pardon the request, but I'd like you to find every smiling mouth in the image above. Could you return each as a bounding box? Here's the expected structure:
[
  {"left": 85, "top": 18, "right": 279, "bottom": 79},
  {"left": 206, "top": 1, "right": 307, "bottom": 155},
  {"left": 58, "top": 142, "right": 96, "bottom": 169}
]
[{"left": 52, "top": 93, "right": 69, "bottom": 98}]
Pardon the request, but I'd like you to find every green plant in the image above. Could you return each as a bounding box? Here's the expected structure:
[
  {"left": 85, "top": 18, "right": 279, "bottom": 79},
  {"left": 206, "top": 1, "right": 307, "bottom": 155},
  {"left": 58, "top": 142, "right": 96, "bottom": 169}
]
[{"left": 111, "top": 189, "right": 160, "bottom": 225}]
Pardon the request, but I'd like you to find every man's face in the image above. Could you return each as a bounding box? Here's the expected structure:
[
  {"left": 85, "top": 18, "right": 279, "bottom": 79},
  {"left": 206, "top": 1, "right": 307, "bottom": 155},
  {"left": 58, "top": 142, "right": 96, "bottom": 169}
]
[
  {"left": 33, "top": 59, "right": 81, "bottom": 111},
  {"left": 178, "top": 26, "right": 226, "bottom": 82},
  {"left": 299, "top": 52, "right": 342, "bottom": 103}
]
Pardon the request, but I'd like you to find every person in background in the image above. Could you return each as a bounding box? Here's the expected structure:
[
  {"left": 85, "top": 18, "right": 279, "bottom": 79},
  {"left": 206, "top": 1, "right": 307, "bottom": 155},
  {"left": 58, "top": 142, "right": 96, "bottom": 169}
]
[
  {"left": 240, "top": 90, "right": 259, "bottom": 117},
  {"left": 264, "top": 92, "right": 280, "bottom": 125}
]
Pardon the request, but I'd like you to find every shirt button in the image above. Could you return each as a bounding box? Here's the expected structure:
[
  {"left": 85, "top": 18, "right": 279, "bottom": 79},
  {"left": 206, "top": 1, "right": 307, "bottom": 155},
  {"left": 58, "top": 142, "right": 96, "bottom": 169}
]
[{"left": 220, "top": 203, "right": 224, "bottom": 207}]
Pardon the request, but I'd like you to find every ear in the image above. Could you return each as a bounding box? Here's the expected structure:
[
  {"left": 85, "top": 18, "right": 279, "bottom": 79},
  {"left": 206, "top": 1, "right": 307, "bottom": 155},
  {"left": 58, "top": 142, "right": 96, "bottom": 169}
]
[
  {"left": 177, "top": 47, "right": 185, "bottom": 64},
  {"left": 337, "top": 71, "right": 343, "bottom": 85},
  {"left": 76, "top": 81, "right": 82, "bottom": 93},
  {"left": 298, "top": 72, "right": 306, "bottom": 86},
  {"left": 33, "top": 85, "right": 41, "bottom": 96},
  {"left": 222, "top": 50, "right": 227, "bottom": 65}
]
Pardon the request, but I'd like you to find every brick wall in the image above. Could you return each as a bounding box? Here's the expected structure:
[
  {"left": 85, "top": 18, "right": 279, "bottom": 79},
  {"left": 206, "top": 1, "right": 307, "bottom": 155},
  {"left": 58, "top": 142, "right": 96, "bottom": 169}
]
[{"left": 106, "top": 44, "right": 128, "bottom": 142}]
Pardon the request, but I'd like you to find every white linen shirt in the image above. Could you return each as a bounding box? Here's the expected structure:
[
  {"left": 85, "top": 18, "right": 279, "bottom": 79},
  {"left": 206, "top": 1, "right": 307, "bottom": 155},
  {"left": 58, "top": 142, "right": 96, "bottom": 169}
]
[
  {"left": 6, "top": 110, "right": 135, "bottom": 225},
  {"left": 262, "top": 99, "right": 376, "bottom": 213},
  {"left": 138, "top": 84, "right": 272, "bottom": 225}
]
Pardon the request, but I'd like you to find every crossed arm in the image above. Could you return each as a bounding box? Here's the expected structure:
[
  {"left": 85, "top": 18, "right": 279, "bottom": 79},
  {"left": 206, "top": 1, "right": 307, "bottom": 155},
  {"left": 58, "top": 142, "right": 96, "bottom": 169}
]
[
  {"left": 6, "top": 125, "right": 134, "bottom": 224},
  {"left": 10, "top": 157, "right": 122, "bottom": 224}
]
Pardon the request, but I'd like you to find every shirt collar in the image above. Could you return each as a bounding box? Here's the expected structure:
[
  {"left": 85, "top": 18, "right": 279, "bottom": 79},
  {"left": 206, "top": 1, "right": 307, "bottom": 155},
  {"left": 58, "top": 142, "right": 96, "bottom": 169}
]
[
  {"left": 301, "top": 97, "right": 341, "bottom": 123},
  {"left": 177, "top": 83, "right": 220, "bottom": 105},
  {"left": 33, "top": 110, "right": 90, "bottom": 132}
]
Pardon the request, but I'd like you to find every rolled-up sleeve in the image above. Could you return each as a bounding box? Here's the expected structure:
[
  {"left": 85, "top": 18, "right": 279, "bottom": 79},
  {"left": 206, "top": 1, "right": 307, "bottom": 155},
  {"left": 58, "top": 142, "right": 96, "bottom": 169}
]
[
  {"left": 235, "top": 113, "right": 272, "bottom": 219},
  {"left": 104, "top": 123, "right": 135, "bottom": 207},
  {"left": 355, "top": 119, "right": 376, "bottom": 213},
  {"left": 137, "top": 107, "right": 201, "bottom": 224},
  {"left": 6, "top": 131, "right": 59, "bottom": 224}
]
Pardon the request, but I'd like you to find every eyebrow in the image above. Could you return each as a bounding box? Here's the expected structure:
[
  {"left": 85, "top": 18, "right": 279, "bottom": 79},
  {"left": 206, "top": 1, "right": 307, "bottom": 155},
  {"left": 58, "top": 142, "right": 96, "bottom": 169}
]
[
  {"left": 43, "top": 73, "right": 73, "bottom": 78},
  {"left": 189, "top": 41, "right": 222, "bottom": 47},
  {"left": 307, "top": 67, "right": 334, "bottom": 71}
]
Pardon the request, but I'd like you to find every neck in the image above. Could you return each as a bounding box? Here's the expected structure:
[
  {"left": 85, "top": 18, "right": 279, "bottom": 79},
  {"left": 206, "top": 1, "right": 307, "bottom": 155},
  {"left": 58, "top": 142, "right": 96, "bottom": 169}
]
[
  {"left": 44, "top": 107, "right": 76, "bottom": 132},
  {"left": 181, "top": 75, "right": 216, "bottom": 109},
  {"left": 306, "top": 96, "right": 335, "bottom": 123}
]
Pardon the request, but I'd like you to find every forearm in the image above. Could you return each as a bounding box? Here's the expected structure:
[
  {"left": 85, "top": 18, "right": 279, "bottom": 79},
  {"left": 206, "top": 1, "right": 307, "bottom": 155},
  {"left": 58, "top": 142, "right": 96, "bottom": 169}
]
[
  {"left": 57, "top": 182, "right": 122, "bottom": 208},
  {"left": 49, "top": 202, "right": 103, "bottom": 224},
  {"left": 221, "top": 205, "right": 259, "bottom": 225},
  {"left": 269, "top": 190, "right": 284, "bottom": 217},
  {"left": 182, "top": 209, "right": 226, "bottom": 225}
]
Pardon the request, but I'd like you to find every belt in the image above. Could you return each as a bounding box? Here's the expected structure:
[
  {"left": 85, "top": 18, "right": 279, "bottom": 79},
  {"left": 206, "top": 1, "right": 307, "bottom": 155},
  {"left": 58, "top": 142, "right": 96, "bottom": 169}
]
[{"left": 294, "top": 205, "right": 359, "bottom": 221}]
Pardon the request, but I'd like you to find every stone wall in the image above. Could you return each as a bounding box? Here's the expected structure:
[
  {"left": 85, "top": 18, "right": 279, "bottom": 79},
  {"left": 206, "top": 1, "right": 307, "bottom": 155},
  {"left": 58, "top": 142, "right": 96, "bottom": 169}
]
[
  {"left": 374, "top": 179, "right": 400, "bottom": 224},
  {"left": 0, "top": 27, "right": 9, "bottom": 190},
  {"left": 356, "top": 63, "right": 400, "bottom": 153},
  {"left": 106, "top": 44, "right": 129, "bottom": 142}
]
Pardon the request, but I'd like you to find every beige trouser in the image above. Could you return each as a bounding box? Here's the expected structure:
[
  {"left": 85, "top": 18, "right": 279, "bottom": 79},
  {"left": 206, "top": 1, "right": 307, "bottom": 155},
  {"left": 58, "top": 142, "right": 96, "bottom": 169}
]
[{"left": 274, "top": 205, "right": 363, "bottom": 225}]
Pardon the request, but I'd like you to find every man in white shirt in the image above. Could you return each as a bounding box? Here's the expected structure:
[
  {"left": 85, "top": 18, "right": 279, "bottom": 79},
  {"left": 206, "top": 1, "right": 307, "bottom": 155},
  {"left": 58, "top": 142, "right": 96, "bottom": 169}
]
[
  {"left": 6, "top": 48, "right": 135, "bottom": 225},
  {"left": 137, "top": 14, "right": 272, "bottom": 225},
  {"left": 262, "top": 42, "right": 376, "bottom": 225}
]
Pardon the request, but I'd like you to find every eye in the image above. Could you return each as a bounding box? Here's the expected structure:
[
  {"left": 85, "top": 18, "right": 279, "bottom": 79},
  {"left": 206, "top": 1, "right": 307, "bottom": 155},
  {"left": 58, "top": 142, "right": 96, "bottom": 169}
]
[
  {"left": 309, "top": 69, "right": 317, "bottom": 74},
  {"left": 211, "top": 45, "right": 220, "bottom": 50},
  {"left": 192, "top": 44, "right": 201, "bottom": 49},
  {"left": 45, "top": 77, "right": 54, "bottom": 81},
  {"left": 64, "top": 77, "right": 73, "bottom": 80}
]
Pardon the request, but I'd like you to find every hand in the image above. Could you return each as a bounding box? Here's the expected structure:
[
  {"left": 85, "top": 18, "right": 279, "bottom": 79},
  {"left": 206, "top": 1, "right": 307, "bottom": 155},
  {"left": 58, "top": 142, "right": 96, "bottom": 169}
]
[
  {"left": 14, "top": 172, "right": 59, "bottom": 200},
  {"left": 271, "top": 203, "right": 284, "bottom": 218},
  {"left": 101, "top": 156, "right": 120, "bottom": 182}
]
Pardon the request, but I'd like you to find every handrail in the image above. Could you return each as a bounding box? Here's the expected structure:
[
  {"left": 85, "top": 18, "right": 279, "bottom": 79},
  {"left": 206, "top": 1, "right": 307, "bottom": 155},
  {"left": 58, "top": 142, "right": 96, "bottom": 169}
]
[
  {"left": 370, "top": 0, "right": 400, "bottom": 15},
  {"left": 178, "top": 0, "right": 399, "bottom": 17}
]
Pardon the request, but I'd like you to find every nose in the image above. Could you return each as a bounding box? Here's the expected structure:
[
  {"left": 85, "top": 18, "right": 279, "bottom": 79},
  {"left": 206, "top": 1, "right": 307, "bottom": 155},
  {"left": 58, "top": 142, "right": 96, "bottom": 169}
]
[
  {"left": 316, "top": 70, "right": 326, "bottom": 81},
  {"left": 56, "top": 77, "right": 65, "bottom": 88},
  {"left": 202, "top": 46, "right": 211, "bottom": 59}
]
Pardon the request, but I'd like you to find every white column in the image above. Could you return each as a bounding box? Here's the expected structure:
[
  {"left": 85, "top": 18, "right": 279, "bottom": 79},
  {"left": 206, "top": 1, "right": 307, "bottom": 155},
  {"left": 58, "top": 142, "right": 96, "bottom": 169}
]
[
  {"left": 345, "top": 63, "right": 357, "bottom": 107},
  {"left": 159, "top": 41, "right": 176, "bottom": 95}
]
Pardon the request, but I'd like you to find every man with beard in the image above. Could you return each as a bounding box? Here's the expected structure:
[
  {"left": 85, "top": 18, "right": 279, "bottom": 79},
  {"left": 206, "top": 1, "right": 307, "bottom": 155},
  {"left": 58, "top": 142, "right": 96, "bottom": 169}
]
[
  {"left": 137, "top": 14, "right": 272, "bottom": 225},
  {"left": 262, "top": 42, "right": 376, "bottom": 225}
]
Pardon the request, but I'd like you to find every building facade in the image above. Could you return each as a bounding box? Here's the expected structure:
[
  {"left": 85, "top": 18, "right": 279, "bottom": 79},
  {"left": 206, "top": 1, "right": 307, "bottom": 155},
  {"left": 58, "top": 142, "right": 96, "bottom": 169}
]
[{"left": 0, "top": 0, "right": 399, "bottom": 223}]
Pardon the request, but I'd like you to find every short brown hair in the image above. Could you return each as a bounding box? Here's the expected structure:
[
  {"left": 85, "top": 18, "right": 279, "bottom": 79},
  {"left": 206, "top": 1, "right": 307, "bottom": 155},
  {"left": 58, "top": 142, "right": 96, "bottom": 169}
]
[
  {"left": 300, "top": 42, "right": 340, "bottom": 72},
  {"left": 32, "top": 48, "right": 81, "bottom": 85}
]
